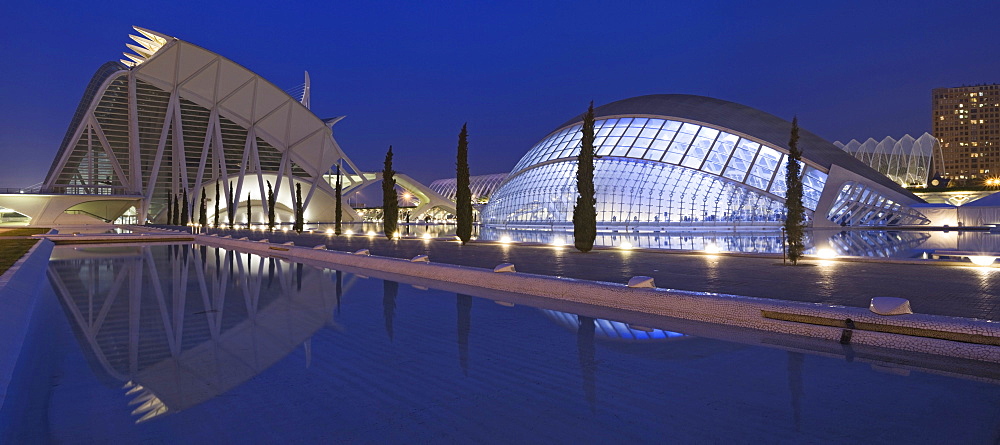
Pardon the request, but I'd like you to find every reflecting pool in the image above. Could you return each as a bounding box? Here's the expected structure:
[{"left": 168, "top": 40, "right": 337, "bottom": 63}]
[
  {"left": 301, "top": 222, "right": 1000, "bottom": 259},
  {"left": 6, "top": 244, "right": 1000, "bottom": 443}
]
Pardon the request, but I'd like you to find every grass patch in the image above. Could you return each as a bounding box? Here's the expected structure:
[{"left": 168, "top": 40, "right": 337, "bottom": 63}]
[
  {"left": 0, "top": 239, "right": 40, "bottom": 275},
  {"left": 0, "top": 227, "right": 50, "bottom": 236}
]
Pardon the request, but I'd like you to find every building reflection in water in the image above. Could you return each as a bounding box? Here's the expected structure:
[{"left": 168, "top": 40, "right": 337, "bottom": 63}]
[
  {"left": 541, "top": 309, "right": 690, "bottom": 411},
  {"left": 456, "top": 294, "right": 472, "bottom": 376},
  {"left": 482, "top": 227, "right": 941, "bottom": 257},
  {"left": 47, "top": 244, "right": 340, "bottom": 424},
  {"left": 383, "top": 280, "right": 398, "bottom": 342}
]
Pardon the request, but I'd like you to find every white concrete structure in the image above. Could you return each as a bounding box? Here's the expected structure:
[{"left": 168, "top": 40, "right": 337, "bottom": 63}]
[
  {"left": 22, "top": 27, "right": 370, "bottom": 226},
  {"left": 834, "top": 133, "right": 942, "bottom": 188}
]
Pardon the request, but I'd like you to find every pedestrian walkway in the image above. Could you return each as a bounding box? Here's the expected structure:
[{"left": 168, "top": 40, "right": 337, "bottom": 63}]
[{"left": 205, "top": 228, "right": 1000, "bottom": 321}]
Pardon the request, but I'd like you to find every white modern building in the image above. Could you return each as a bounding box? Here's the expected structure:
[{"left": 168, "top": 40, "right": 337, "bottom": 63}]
[
  {"left": 833, "top": 133, "right": 942, "bottom": 188},
  {"left": 0, "top": 27, "right": 452, "bottom": 226},
  {"left": 483, "top": 95, "right": 932, "bottom": 228}
]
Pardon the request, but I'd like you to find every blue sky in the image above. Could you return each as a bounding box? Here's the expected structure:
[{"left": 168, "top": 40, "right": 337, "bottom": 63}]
[{"left": 1, "top": 0, "right": 998, "bottom": 187}]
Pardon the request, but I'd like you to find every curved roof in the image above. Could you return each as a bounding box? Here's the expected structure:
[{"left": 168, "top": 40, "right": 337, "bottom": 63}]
[
  {"left": 45, "top": 61, "right": 129, "bottom": 184},
  {"left": 558, "top": 94, "right": 919, "bottom": 200}
]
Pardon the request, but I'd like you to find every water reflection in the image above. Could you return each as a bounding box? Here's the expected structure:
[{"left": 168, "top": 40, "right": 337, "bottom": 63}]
[
  {"left": 483, "top": 227, "right": 1000, "bottom": 258},
  {"left": 577, "top": 316, "right": 597, "bottom": 413},
  {"left": 540, "top": 310, "right": 687, "bottom": 340},
  {"left": 43, "top": 242, "right": 1000, "bottom": 437},
  {"left": 457, "top": 294, "right": 472, "bottom": 376},
  {"left": 383, "top": 280, "right": 398, "bottom": 341},
  {"left": 47, "top": 244, "right": 340, "bottom": 423},
  {"left": 308, "top": 221, "right": 1000, "bottom": 259}
]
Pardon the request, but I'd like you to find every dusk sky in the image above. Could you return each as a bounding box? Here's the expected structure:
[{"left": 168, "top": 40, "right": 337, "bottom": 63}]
[{"left": 2, "top": 0, "right": 999, "bottom": 188}]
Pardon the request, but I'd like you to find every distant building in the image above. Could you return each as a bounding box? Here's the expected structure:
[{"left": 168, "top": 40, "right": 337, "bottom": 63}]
[
  {"left": 932, "top": 84, "right": 1000, "bottom": 184},
  {"left": 428, "top": 173, "right": 508, "bottom": 204},
  {"left": 832, "top": 134, "right": 941, "bottom": 188}
]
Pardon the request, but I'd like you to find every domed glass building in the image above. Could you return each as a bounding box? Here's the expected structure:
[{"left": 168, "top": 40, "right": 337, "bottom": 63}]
[{"left": 482, "top": 95, "right": 929, "bottom": 228}]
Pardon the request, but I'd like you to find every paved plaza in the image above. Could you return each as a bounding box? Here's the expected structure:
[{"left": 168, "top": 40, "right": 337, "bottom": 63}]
[{"left": 204, "top": 228, "right": 1000, "bottom": 322}]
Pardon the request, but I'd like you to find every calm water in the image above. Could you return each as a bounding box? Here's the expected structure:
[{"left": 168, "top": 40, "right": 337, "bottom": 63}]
[
  {"left": 303, "top": 222, "right": 1000, "bottom": 259},
  {"left": 5, "top": 244, "right": 1000, "bottom": 443}
]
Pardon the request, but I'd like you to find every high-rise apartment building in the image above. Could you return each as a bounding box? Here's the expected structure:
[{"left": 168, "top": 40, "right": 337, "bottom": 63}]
[{"left": 932, "top": 84, "right": 1000, "bottom": 185}]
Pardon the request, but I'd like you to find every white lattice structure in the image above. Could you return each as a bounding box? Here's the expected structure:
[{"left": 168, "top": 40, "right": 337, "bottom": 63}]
[
  {"left": 42, "top": 27, "right": 366, "bottom": 224},
  {"left": 833, "top": 133, "right": 942, "bottom": 188},
  {"left": 428, "top": 173, "right": 508, "bottom": 204},
  {"left": 483, "top": 95, "right": 930, "bottom": 228}
]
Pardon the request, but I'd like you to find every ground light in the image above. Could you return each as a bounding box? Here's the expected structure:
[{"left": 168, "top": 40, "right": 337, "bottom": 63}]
[
  {"left": 325, "top": 229, "right": 334, "bottom": 235},
  {"left": 367, "top": 230, "right": 376, "bottom": 237},
  {"left": 500, "top": 235, "right": 512, "bottom": 244},
  {"left": 422, "top": 233, "right": 432, "bottom": 240},
  {"left": 620, "top": 241, "right": 633, "bottom": 249},
  {"left": 551, "top": 237, "right": 564, "bottom": 246},
  {"left": 967, "top": 256, "right": 997, "bottom": 266},
  {"left": 345, "top": 230, "right": 354, "bottom": 236},
  {"left": 816, "top": 248, "right": 838, "bottom": 259},
  {"left": 704, "top": 243, "right": 719, "bottom": 254}
]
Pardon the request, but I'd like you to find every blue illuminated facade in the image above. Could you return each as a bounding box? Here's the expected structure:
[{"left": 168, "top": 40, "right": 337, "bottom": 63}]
[{"left": 483, "top": 95, "right": 929, "bottom": 228}]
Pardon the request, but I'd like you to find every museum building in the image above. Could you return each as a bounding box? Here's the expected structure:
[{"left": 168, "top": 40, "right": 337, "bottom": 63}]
[{"left": 482, "top": 95, "right": 931, "bottom": 228}]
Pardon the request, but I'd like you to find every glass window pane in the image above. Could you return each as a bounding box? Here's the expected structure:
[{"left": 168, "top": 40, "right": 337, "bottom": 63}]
[
  {"left": 701, "top": 132, "right": 739, "bottom": 175},
  {"left": 723, "top": 138, "right": 759, "bottom": 182},
  {"left": 681, "top": 127, "right": 719, "bottom": 169},
  {"left": 664, "top": 123, "right": 699, "bottom": 164}
]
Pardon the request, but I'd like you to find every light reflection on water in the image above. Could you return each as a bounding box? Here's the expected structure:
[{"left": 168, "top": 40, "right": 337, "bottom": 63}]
[
  {"left": 310, "top": 222, "right": 1000, "bottom": 258},
  {"left": 28, "top": 244, "right": 1000, "bottom": 443},
  {"left": 45, "top": 244, "right": 696, "bottom": 426}
]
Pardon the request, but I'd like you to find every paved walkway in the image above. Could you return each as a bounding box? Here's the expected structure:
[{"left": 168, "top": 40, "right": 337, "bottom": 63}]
[{"left": 202, "top": 228, "right": 1000, "bottom": 321}]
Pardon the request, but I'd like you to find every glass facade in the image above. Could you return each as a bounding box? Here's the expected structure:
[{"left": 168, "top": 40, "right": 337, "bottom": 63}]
[
  {"left": 484, "top": 117, "right": 829, "bottom": 227},
  {"left": 826, "top": 182, "right": 931, "bottom": 226},
  {"left": 428, "top": 173, "right": 508, "bottom": 204}
]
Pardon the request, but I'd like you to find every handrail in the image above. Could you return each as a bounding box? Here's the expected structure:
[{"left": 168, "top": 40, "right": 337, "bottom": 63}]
[{"left": 64, "top": 209, "right": 112, "bottom": 223}]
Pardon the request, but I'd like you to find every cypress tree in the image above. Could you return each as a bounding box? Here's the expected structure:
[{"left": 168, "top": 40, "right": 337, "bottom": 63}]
[
  {"left": 228, "top": 181, "right": 235, "bottom": 226},
  {"left": 335, "top": 164, "right": 343, "bottom": 235},
  {"left": 166, "top": 193, "right": 173, "bottom": 225},
  {"left": 294, "top": 183, "right": 304, "bottom": 232},
  {"left": 181, "top": 189, "right": 189, "bottom": 225},
  {"left": 181, "top": 189, "right": 191, "bottom": 226},
  {"left": 382, "top": 146, "right": 398, "bottom": 239},
  {"left": 573, "top": 102, "right": 597, "bottom": 252},
  {"left": 199, "top": 188, "right": 208, "bottom": 228},
  {"left": 214, "top": 181, "right": 220, "bottom": 228},
  {"left": 246, "top": 193, "right": 252, "bottom": 227},
  {"left": 172, "top": 193, "right": 179, "bottom": 225},
  {"left": 455, "top": 123, "right": 473, "bottom": 245},
  {"left": 784, "top": 117, "right": 805, "bottom": 265},
  {"left": 266, "top": 180, "right": 276, "bottom": 231}
]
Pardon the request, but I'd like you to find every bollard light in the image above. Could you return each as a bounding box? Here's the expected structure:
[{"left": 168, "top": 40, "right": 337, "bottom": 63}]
[
  {"left": 968, "top": 256, "right": 997, "bottom": 266},
  {"left": 817, "top": 248, "right": 837, "bottom": 259}
]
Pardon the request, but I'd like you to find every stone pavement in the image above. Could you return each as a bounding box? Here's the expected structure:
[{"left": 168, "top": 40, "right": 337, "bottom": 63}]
[{"left": 204, "top": 228, "right": 1000, "bottom": 321}]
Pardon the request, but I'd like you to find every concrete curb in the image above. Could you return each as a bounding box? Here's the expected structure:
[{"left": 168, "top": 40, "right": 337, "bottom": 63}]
[{"left": 193, "top": 234, "right": 1000, "bottom": 363}]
